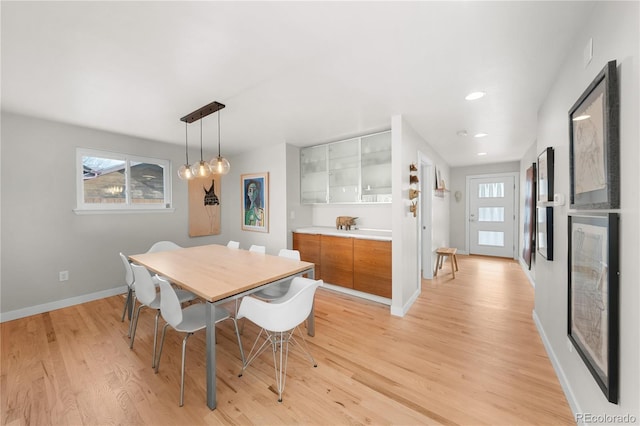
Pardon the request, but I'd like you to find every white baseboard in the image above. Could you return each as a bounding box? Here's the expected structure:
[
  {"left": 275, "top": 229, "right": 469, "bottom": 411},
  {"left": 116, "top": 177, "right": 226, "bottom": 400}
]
[
  {"left": 0, "top": 286, "right": 127, "bottom": 323},
  {"left": 532, "top": 310, "right": 581, "bottom": 420},
  {"left": 321, "top": 283, "right": 391, "bottom": 306},
  {"left": 518, "top": 258, "right": 536, "bottom": 288},
  {"left": 390, "top": 287, "right": 420, "bottom": 317}
]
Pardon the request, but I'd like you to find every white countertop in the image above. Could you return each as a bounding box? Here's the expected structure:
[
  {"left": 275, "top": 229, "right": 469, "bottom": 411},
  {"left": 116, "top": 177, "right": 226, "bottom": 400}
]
[{"left": 293, "top": 226, "right": 392, "bottom": 241}]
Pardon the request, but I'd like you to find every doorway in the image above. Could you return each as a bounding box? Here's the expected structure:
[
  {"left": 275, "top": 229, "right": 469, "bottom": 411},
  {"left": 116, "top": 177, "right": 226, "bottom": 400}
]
[
  {"left": 419, "top": 153, "right": 433, "bottom": 279},
  {"left": 466, "top": 173, "right": 518, "bottom": 258}
]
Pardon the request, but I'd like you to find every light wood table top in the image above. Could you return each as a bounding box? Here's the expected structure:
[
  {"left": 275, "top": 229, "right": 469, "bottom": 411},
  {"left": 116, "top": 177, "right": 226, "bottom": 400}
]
[{"left": 129, "top": 244, "right": 314, "bottom": 303}]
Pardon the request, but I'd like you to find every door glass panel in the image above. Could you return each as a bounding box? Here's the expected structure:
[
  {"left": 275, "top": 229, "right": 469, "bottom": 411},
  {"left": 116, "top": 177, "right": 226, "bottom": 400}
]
[
  {"left": 478, "top": 207, "right": 505, "bottom": 222},
  {"left": 478, "top": 183, "right": 504, "bottom": 198},
  {"left": 478, "top": 231, "right": 504, "bottom": 247}
]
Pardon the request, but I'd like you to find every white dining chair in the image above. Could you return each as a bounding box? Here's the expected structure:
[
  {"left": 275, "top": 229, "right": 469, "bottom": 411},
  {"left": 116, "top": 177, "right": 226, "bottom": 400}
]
[
  {"left": 252, "top": 249, "right": 300, "bottom": 300},
  {"left": 227, "top": 240, "right": 240, "bottom": 249},
  {"left": 154, "top": 277, "right": 245, "bottom": 406},
  {"left": 237, "top": 276, "right": 323, "bottom": 402},
  {"left": 119, "top": 252, "right": 139, "bottom": 337},
  {"left": 249, "top": 244, "right": 266, "bottom": 253},
  {"left": 129, "top": 264, "right": 197, "bottom": 368},
  {"left": 147, "top": 240, "right": 182, "bottom": 253}
]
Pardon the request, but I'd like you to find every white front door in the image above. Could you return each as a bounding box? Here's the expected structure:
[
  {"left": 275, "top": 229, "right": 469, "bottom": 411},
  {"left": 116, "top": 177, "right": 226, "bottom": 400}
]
[{"left": 468, "top": 175, "right": 516, "bottom": 258}]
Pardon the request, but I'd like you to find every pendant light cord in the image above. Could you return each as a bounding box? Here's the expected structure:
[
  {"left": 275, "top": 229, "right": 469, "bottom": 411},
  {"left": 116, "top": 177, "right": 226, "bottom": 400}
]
[
  {"left": 200, "top": 120, "right": 204, "bottom": 161},
  {"left": 184, "top": 121, "right": 189, "bottom": 164},
  {"left": 217, "top": 110, "right": 221, "bottom": 157}
]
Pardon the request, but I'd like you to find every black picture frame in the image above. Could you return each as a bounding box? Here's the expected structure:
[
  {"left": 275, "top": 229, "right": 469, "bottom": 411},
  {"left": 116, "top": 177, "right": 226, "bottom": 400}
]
[
  {"left": 536, "top": 206, "right": 553, "bottom": 260},
  {"left": 567, "top": 213, "right": 619, "bottom": 403},
  {"left": 537, "top": 147, "right": 554, "bottom": 203},
  {"left": 523, "top": 164, "right": 536, "bottom": 268},
  {"left": 569, "top": 60, "right": 619, "bottom": 209}
]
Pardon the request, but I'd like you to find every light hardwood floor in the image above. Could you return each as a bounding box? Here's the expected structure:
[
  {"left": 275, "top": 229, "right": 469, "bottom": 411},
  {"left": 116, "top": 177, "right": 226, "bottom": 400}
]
[{"left": 1, "top": 255, "right": 574, "bottom": 425}]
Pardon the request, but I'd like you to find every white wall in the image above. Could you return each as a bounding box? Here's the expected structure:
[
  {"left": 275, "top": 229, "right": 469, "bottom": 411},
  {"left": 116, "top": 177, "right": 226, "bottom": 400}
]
[
  {"left": 533, "top": 1, "right": 639, "bottom": 419},
  {"left": 391, "top": 115, "right": 450, "bottom": 316},
  {"left": 0, "top": 112, "right": 227, "bottom": 318},
  {"left": 222, "top": 143, "right": 289, "bottom": 255}
]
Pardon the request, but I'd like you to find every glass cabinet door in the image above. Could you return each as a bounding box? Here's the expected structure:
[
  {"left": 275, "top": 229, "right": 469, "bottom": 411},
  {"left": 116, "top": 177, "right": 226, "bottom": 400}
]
[
  {"left": 361, "top": 131, "right": 392, "bottom": 202},
  {"left": 328, "top": 138, "right": 360, "bottom": 203},
  {"left": 300, "top": 145, "right": 328, "bottom": 203}
]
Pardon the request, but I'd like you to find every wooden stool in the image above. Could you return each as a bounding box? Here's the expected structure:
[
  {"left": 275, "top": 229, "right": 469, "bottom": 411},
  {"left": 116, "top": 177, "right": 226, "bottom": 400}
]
[{"left": 434, "top": 247, "right": 458, "bottom": 278}]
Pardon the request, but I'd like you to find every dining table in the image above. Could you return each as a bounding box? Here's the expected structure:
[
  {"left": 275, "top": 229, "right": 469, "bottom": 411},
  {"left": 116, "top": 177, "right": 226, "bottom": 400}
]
[{"left": 129, "top": 244, "right": 315, "bottom": 410}]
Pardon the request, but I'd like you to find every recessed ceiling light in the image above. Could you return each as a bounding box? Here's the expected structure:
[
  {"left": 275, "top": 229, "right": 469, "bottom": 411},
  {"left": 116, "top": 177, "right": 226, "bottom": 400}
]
[
  {"left": 477, "top": 152, "right": 488, "bottom": 156},
  {"left": 456, "top": 130, "right": 468, "bottom": 137},
  {"left": 465, "top": 91, "right": 486, "bottom": 101},
  {"left": 474, "top": 133, "right": 489, "bottom": 138}
]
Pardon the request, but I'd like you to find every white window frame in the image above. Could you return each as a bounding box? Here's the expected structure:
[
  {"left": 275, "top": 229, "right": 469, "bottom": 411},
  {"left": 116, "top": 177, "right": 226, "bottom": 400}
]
[{"left": 74, "top": 148, "right": 174, "bottom": 214}]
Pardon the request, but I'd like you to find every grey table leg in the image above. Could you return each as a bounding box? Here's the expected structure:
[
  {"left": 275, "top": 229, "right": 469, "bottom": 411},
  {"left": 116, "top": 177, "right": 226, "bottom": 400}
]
[
  {"left": 205, "top": 302, "right": 217, "bottom": 410},
  {"left": 307, "top": 267, "right": 315, "bottom": 337}
]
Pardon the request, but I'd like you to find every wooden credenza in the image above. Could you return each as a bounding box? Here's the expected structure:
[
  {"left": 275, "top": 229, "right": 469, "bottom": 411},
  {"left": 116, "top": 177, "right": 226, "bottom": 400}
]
[{"left": 293, "top": 231, "right": 391, "bottom": 298}]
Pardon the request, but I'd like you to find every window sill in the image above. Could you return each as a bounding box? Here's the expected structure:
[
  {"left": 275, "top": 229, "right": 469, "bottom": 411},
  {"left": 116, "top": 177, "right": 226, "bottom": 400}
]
[{"left": 73, "top": 208, "right": 176, "bottom": 215}]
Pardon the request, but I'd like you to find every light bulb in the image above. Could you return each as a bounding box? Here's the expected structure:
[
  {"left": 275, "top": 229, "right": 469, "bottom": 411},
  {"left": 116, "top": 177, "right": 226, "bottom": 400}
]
[
  {"left": 190, "top": 160, "right": 212, "bottom": 178},
  {"left": 178, "top": 164, "right": 194, "bottom": 180},
  {"left": 209, "top": 156, "right": 230, "bottom": 175}
]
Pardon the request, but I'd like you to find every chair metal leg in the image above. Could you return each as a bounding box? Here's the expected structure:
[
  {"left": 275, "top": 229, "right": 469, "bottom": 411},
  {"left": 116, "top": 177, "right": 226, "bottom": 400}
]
[
  {"left": 180, "top": 334, "right": 192, "bottom": 407},
  {"left": 127, "top": 295, "right": 137, "bottom": 337},
  {"left": 129, "top": 305, "right": 145, "bottom": 349},
  {"left": 121, "top": 289, "right": 132, "bottom": 322},
  {"left": 238, "top": 328, "right": 272, "bottom": 377},
  {"left": 229, "top": 317, "right": 246, "bottom": 365},
  {"left": 290, "top": 326, "right": 317, "bottom": 367},
  {"left": 154, "top": 323, "right": 170, "bottom": 374},
  {"left": 152, "top": 310, "right": 161, "bottom": 368},
  {"left": 272, "top": 331, "right": 290, "bottom": 403}
]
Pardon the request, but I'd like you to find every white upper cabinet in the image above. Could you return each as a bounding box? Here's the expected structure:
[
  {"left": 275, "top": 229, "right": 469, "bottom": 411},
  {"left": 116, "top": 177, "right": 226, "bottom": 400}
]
[{"left": 300, "top": 131, "right": 391, "bottom": 204}]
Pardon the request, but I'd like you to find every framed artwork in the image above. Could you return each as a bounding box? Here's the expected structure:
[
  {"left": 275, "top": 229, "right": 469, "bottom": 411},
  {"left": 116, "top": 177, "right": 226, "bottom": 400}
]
[
  {"left": 537, "top": 147, "right": 554, "bottom": 203},
  {"left": 522, "top": 163, "right": 536, "bottom": 268},
  {"left": 567, "top": 213, "right": 619, "bottom": 403},
  {"left": 188, "top": 175, "right": 221, "bottom": 237},
  {"left": 536, "top": 206, "right": 553, "bottom": 260},
  {"left": 241, "top": 172, "right": 269, "bottom": 232},
  {"left": 569, "top": 60, "right": 619, "bottom": 209}
]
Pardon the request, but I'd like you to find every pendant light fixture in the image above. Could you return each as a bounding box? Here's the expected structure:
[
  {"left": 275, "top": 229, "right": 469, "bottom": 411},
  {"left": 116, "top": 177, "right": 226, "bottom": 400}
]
[
  {"left": 190, "top": 119, "right": 212, "bottom": 178},
  {"left": 177, "top": 121, "right": 195, "bottom": 180},
  {"left": 209, "top": 108, "right": 230, "bottom": 175},
  {"left": 178, "top": 101, "right": 229, "bottom": 179}
]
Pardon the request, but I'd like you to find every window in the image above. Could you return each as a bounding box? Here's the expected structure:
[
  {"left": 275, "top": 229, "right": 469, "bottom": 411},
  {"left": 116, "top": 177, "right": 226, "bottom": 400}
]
[
  {"left": 478, "top": 182, "right": 505, "bottom": 198},
  {"left": 478, "top": 207, "right": 505, "bottom": 222},
  {"left": 76, "top": 148, "right": 172, "bottom": 212}
]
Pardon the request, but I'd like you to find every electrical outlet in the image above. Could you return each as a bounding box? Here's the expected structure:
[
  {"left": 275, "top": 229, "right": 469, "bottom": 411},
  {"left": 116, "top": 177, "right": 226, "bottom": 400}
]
[{"left": 59, "top": 270, "right": 69, "bottom": 282}]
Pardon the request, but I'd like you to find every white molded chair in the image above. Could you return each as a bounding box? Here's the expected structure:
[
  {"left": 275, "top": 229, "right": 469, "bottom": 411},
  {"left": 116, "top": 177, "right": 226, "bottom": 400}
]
[
  {"left": 147, "top": 241, "right": 183, "bottom": 284},
  {"left": 154, "top": 277, "right": 245, "bottom": 407},
  {"left": 129, "top": 264, "right": 197, "bottom": 367},
  {"left": 227, "top": 240, "right": 240, "bottom": 249},
  {"left": 237, "top": 276, "right": 323, "bottom": 402},
  {"left": 147, "top": 240, "right": 182, "bottom": 253},
  {"left": 249, "top": 244, "right": 266, "bottom": 253},
  {"left": 252, "top": 249, "right": 300, "bottom": 300}
]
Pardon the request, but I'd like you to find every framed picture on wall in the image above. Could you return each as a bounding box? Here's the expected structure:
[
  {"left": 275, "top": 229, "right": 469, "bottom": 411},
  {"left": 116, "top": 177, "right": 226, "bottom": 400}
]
[
  {"left": 567, "top": 212, "right": 619, "bottom": 403},
  {"left": 241, "top": 172, "right": 269, "bottom": 233},
  {"left": 568, "top": 60, "right": 619, "bottom": 209},
  {"left": 536, "top": 206, "right": 553, "bottom": 260},
  {"left": 537, "top": 147, "right": 554, "bottom": 203}
]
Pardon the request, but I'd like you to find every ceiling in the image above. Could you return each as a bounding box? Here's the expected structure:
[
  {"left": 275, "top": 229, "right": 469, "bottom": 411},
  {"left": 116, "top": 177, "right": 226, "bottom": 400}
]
[{"left": 1, "top": 1, "right": 596, "bottom": 167}]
